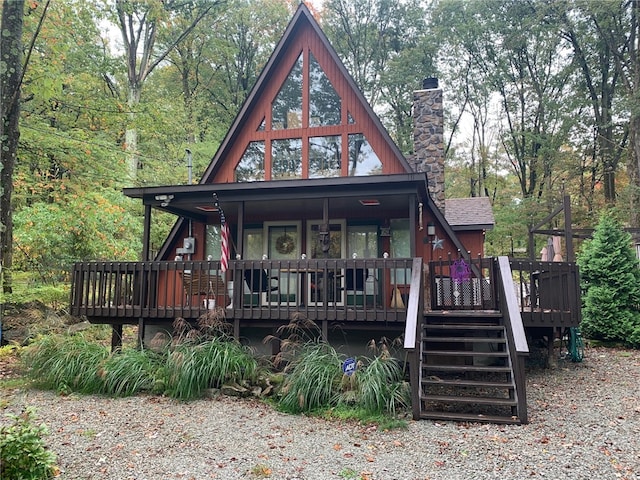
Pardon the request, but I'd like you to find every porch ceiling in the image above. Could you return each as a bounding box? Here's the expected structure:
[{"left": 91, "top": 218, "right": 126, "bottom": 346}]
[{"left": 123, "top": 173, "right": 431, "bottom": 222}]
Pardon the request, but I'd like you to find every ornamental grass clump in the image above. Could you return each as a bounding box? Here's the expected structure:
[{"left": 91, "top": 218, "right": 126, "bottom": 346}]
[
  {"left": 22, "top": 334, "right": 108, "bottom": 394},
  {"left": 99, "top": 347, "right": 165, "bottom": 396},
  {"left": 277, "top": 340, "right": 343, "bottom": 413},
  {"left": 339, "top": 343, "right": 410, "bottom": 416},
  {"left": 164, "top": 338, "right": 259, "bottom": 400},
  {"left": 274, "top": 318, "right": 410, "bottom": 417}
]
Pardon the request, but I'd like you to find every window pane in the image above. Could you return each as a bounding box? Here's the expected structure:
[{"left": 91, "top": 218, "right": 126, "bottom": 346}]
[
  {"left": 309, "top": 135, "right": 341, "bottom": 178},
  {"left": 309, "top": 223, "right": 342, "bottom": 259},
  {"left": 272, "top": 53, "right": 303, "bottom": 130},
  {"left": 206, "top": 225, "right": 222, "bottom": 260},
  {"left": 348, "top": 134, "right": 382, "bottom": 176},
  {"left": 272, "top": 138, "right": 302, "bottom": 180},
  {"left": 347, "top": 225, "right": 378, "bottom": 258},
  {"left": 236, "top": 141, "right": 265, "bottom": 182},
  {"left": 243, "top": 228, "right": 263, "bottom": 260},
  {"left": 309, "top": 53, "right": 341, "bottom": 127},
  {"left": 391, "top": 219, "right": 410, "bottom": 283}
]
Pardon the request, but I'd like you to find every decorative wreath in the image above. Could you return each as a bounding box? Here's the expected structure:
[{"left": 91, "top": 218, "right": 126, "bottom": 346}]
[{"left": 275, "top": 234, "right": 295, "bottom": 255}]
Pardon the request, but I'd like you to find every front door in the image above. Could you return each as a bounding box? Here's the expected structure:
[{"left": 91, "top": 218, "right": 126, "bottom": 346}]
[{"left": 265, "top": 222, "right": 301, "bottom": 305}]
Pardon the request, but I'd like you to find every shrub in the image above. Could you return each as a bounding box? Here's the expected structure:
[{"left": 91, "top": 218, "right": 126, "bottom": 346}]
[
  {"left": 577, "top": 213, "right": 640, "bottom": 347},
  {"left": 0, "top": 408, "right": 57, "bottom": 480}
]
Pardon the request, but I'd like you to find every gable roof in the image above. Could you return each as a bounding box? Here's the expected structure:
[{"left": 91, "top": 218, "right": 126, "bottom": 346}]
[
  {"left": 445, "top": 197, "right": 495, "bottom": 231},
  {"left": 199, "top": 2, "right": 413, "bottom": 183}
]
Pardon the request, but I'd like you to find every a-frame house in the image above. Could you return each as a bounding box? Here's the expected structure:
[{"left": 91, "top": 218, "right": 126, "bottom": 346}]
[{"left": 71, "top": 3, "right": 582, "bottom": 424}]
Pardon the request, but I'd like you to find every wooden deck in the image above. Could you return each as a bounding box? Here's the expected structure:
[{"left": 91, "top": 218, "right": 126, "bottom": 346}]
[{"left": 70, "top": 257, "right": 580, "bottom": 330}]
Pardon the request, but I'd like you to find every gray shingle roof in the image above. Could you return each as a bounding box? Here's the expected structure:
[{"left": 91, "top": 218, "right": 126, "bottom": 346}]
[{"left": 444, "top": 197, "right": 495, "bottom": 230}]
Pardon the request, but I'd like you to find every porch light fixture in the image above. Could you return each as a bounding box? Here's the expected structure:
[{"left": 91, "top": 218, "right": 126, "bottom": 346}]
[
  {"left": 154, "top": 194, "right": 174, "bottom": 207},
  {"left": 359, "top": 199, "right": 380, "bottom": 206},
  {"left": 427, "top": 222, "right": 436, "bottom": 237}
]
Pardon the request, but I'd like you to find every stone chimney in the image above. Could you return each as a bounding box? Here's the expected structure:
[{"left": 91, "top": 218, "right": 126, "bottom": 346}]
[{"left": 412, "top": 77, "right": 445, "bottom": 213}]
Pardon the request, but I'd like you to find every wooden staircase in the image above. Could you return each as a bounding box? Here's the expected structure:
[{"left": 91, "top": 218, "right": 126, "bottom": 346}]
[{"left": 417, "top": 312, "right": 526, "bottom": 424}]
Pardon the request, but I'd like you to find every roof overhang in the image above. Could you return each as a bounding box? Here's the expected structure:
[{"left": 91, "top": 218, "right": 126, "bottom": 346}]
[
  {"left": 123, "top": 173, "right": 431, "bottom": 221},
  {"left": 449, "top": 224, "right": 494, "bottom": 232}
]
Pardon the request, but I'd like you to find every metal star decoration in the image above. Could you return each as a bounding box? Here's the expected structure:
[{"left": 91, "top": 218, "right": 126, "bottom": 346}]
[{"left": 432, "top": 236, "right": 444, "bottom": 251}]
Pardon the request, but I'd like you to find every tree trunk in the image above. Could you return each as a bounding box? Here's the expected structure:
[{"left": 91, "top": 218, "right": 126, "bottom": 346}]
[
  {"left": 125, "top": 84, "right": 141, "bottom": 180},
  {"left": 0, "top": 0, "right": 25, "bottom": 294},
  {"left": 629, "top": 114, "right": 640, "bottom": 227}
]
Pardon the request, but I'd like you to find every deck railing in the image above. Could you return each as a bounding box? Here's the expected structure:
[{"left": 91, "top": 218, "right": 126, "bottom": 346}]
[
  {"left": 429, "top": 255, "right": 496, "bottom": 310},
  {"left": 509, "top": 259, "right": 581, "bottom": 327},
  {"left": 71, "top": 258, "right": 417, "bottom": 325},
  {"left": 70, "top": 256, "right": 581, "bottom": 329}
]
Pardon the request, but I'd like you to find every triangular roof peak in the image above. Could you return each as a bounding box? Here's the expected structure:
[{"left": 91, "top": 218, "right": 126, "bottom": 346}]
[{"left": 201, "top": 1, "right": 412, "bottom": 183}]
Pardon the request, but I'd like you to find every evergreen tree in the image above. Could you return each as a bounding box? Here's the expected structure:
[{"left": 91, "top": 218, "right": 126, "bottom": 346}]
[{"left": 577, "top": 213, "right": 640, "bottom": 346}]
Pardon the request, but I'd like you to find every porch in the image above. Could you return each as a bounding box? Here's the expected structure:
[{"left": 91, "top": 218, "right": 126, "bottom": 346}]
[{"left": 70, "top": 256, "right": 580, "bottom": 333}]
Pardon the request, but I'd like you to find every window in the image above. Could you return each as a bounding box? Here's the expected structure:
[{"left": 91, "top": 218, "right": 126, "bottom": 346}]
[
  {"left": 348, "top": 134, "right": 382, "bottom": 176},
  {"left": 309, "top": 53, "right": 341, "bottom": 127},
  {"left": 347, "top": 225, "right": 379, "bottom": 258},
  {"left": 272, "top": 53, "right": 303, "bottom": 130},
  {"left": 307, "top": 221, "right": 345, "bottom": 259},
  {"left": 272, "top": 138, "right": 302, "bottom": 180},
  {"left": 243, "top": 228, "right": 264, "bottom": 260},
  {"left": 390, "top": 219, "right": 410, "bottom": 283},
  {"left": 206, "top": 225, "right": 222, "bottom": 261},
  {"left": 309, "top": 136, "right": 341, "bottom": 178},
  {"left": 236, "top": 141, "right": 265, "bottom": 182}
]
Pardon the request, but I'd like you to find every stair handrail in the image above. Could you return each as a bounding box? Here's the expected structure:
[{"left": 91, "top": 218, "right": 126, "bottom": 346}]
[
  {"left": 496, "top": 256, "right": 529, "bottom": 354},
  {"left": 496, "top": 255, "right": 529, "bottom": 423},
  {"left": 403, "top": 257, "right": 424, "bottom": 349}
]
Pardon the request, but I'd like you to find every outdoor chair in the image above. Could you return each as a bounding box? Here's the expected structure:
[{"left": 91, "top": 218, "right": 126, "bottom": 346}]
[
  {"left": 243, "top": 269, "right": 279, "bottom": 305},
  {"left": 181, "top": 271, "right": 226, "bottom": 307},
  {"left": 338, "top": 268, "right": 367, "bottom": 306}
]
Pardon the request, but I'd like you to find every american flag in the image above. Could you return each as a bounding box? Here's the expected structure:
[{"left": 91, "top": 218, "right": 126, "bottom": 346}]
[{"left": 220, "top": 222, "right": 229, "bottom": 273}]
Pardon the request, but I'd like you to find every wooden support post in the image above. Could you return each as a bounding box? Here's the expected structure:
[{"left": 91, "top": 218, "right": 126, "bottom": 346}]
[
  {"left": 111, "top": 324, "right": 123, "bottom": 352},
  {"left": 137, "top": 318, "right": 145, "bottom": 349}
]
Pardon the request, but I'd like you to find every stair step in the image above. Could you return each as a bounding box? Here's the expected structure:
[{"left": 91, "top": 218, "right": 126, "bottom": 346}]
[
  {"left": 423, "top": 336, "right": 505, "bottom": 343},
  {"left": 423, "top": 350, "right": 508, "bottom": 357},
  {"left": 425, "top": 324, "right": 504, "bottom": 331},
  {"left": 422, "top": 364, "right": 512, "bottom": 373},
  {"left": 422, "top": 377, "right": 514, "bottom": 388},
  {"left": 426, "top": 311, "right": 502, "bottom": 318},
  {"left": 422, "top": 394, "right": 517, "bottom": 406},
  {"left": 420, "top": 411, "right": 522, "bottom": 425}
]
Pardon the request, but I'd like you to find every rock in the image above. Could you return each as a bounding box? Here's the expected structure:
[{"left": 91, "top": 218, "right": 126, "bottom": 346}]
[{"left": 221, "top": 383, "right": 250, "bottom": 397}]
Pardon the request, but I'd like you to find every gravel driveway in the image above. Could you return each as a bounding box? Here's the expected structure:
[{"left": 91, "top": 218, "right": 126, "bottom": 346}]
[{"left": 2, "top": 346, "right": 639, "bottom": 480}]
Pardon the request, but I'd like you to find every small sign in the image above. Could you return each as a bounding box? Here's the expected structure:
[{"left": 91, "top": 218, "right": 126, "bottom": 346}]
[{"left": 342, "top": 357, "right": 357, "bottom": 376}]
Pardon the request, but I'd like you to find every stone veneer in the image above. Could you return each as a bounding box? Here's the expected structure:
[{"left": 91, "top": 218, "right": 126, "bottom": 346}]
[{"left": 412, "top": 87, "right": 445, "bottom": 213}]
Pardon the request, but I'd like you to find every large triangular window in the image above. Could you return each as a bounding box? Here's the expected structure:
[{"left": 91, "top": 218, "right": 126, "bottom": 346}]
[{"left": 234, "top": 47, "right": 383, "bottom": 182}]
